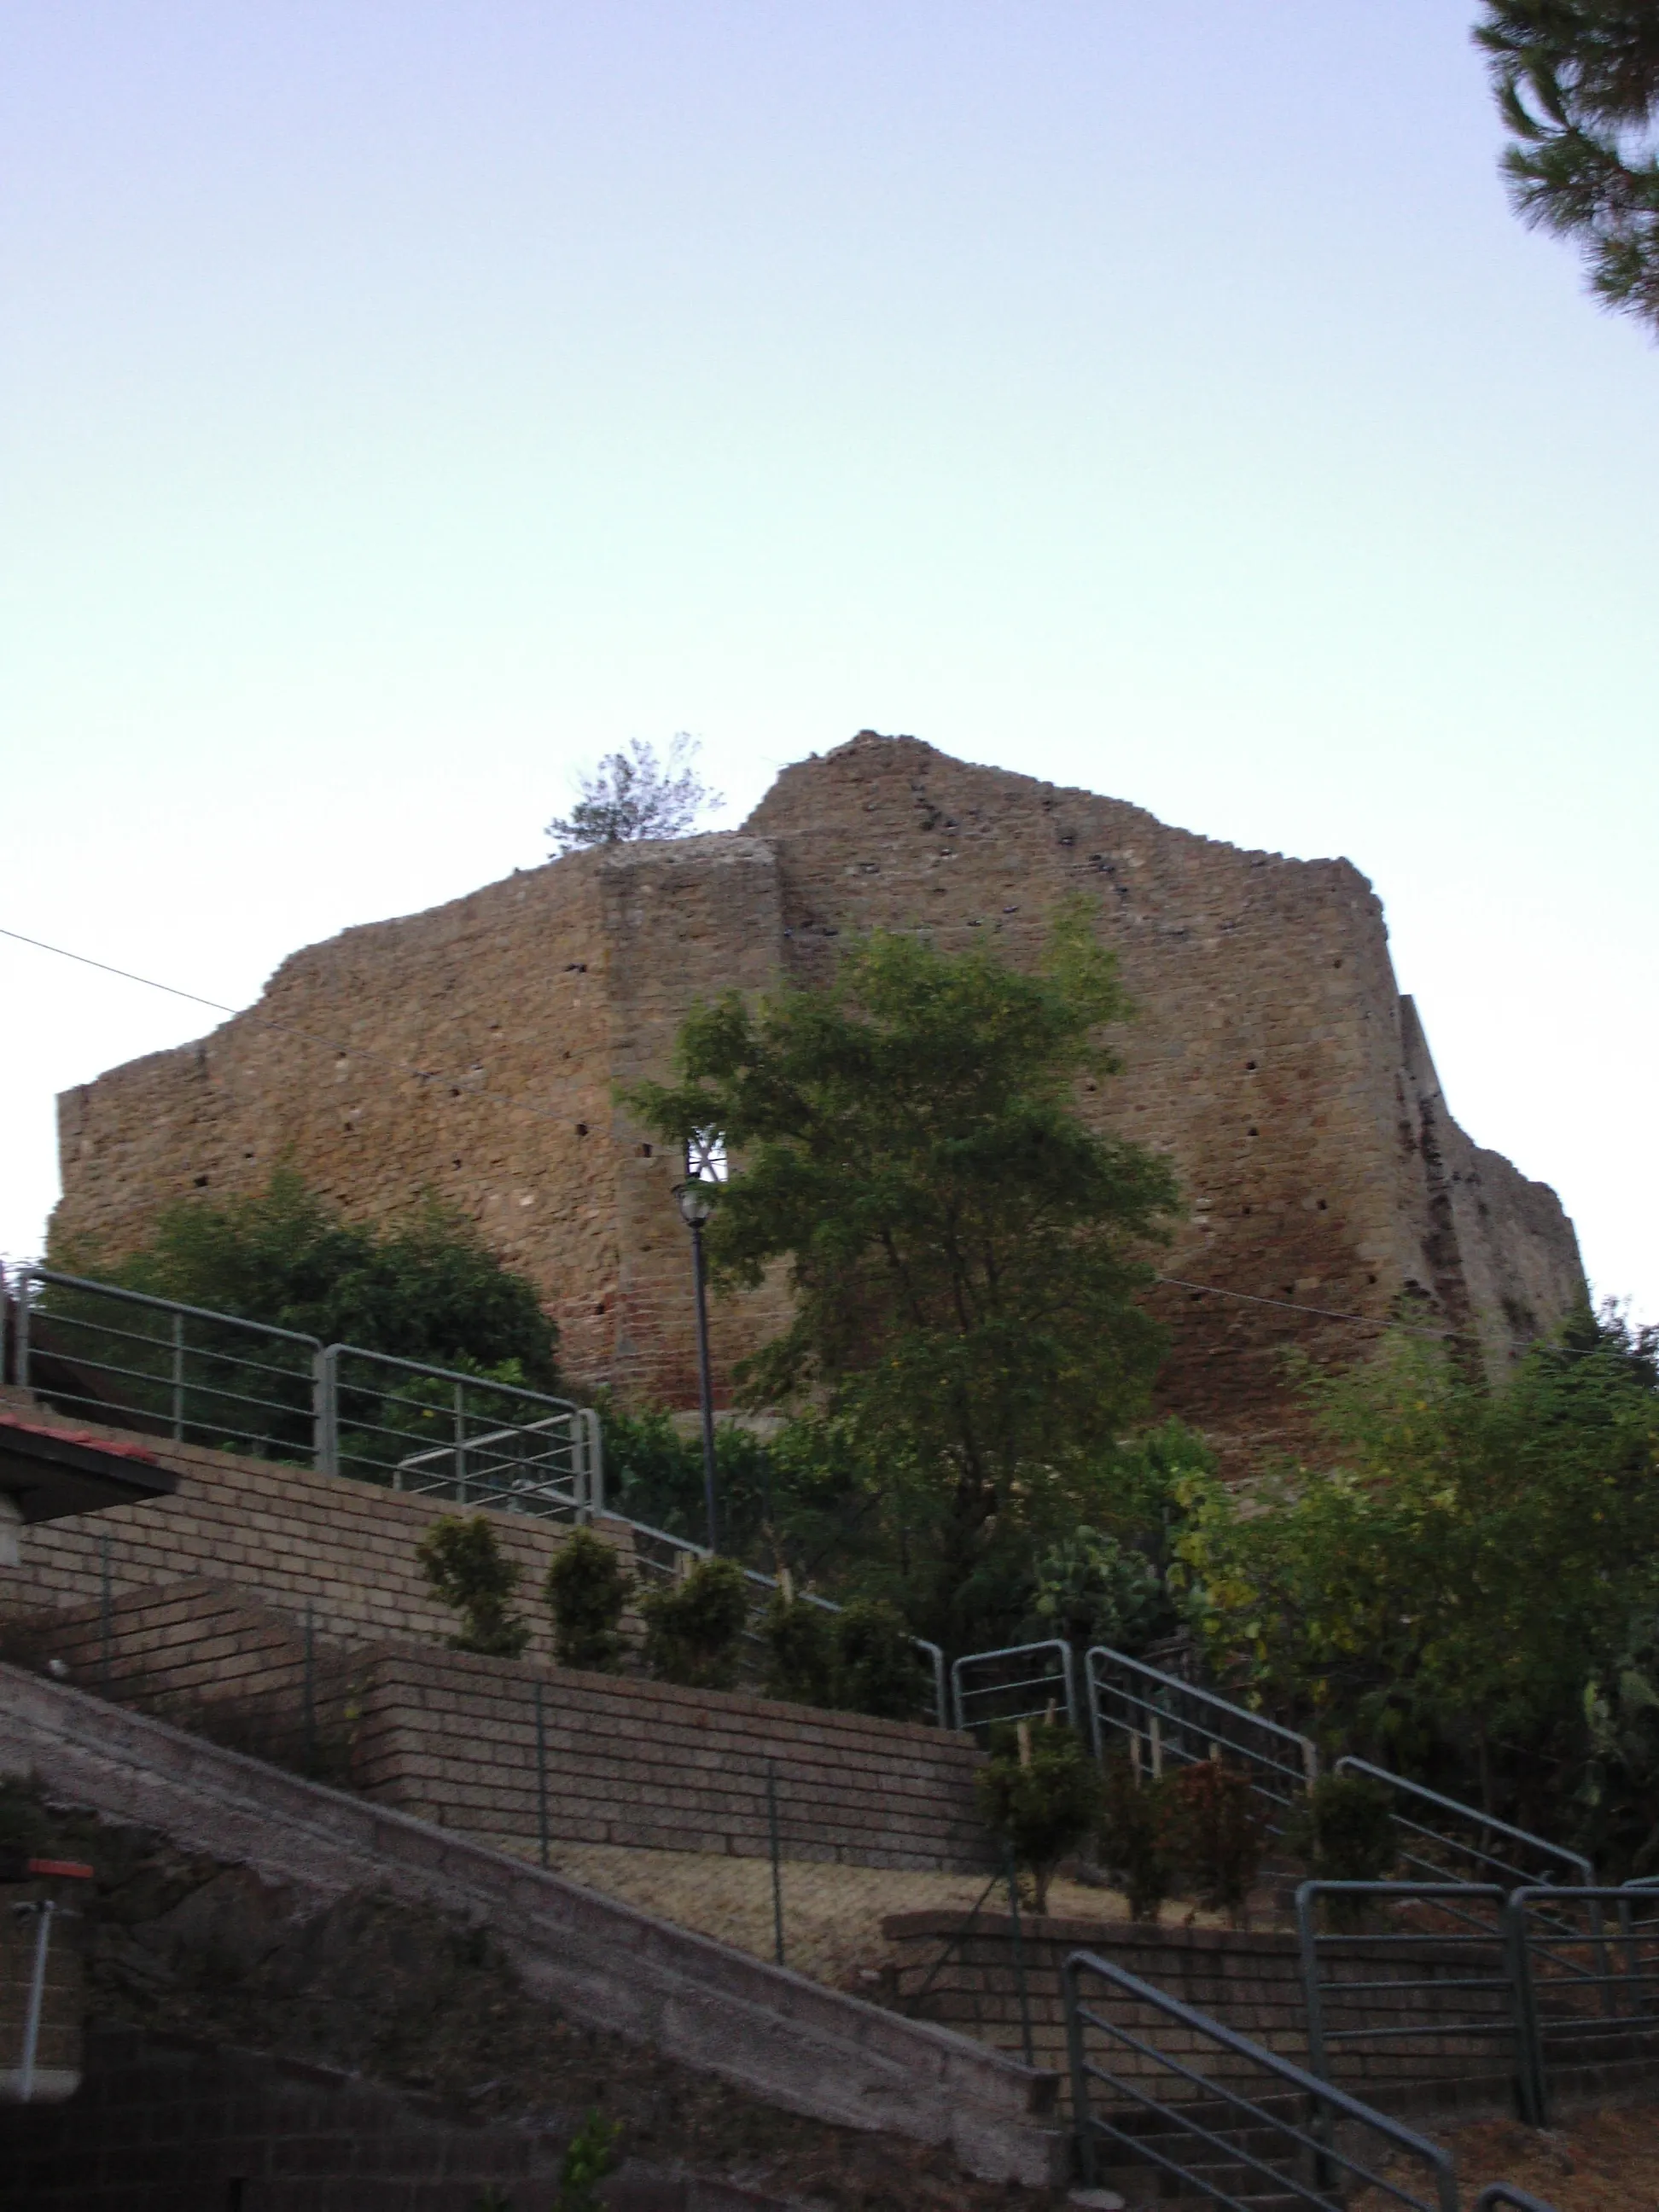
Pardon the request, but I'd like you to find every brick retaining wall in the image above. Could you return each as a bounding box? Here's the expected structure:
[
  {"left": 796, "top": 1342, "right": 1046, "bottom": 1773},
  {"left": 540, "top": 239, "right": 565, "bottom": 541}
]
[
  {"left": 356, "top": 1644, "right": 991, "bottom": 1871},
  {"left": 882, "top": 1910, "right": 1522, "bottom": 2107},
  {"left": 0, "top": 1385, "right": 617, "bottom": 1672},
  {"left": 1, "top": 1574, "right": 992, "bottom": 1873}
]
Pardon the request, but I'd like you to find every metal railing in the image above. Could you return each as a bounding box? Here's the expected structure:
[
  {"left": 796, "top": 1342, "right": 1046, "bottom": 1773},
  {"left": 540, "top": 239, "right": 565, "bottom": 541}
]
[
  {"left": 950, "top": 1639, "right": 1079, "bottom": 1737},
  {"left": 1087, "top": 1642, "right": 1318, "bottom": 1821},
  {"left": 1295, "top": 1883, "right": 1523, "bottom": 2102},
  {"left": 1335, "top": 1759, "right": 1595, "bottom": 1893},
  {"left": 1507, "top": 1883, "right": 1659, "bottom": 2125},
  {"left": 1474, "top": 2189, "right": 1560, "bottom": 2212},
  {"left": 13, "top": 1267, "right": 323, "bottom": 1464},
  {"left": 319, "top": 1343, "right": 601, "bottom": 1516},
  {"left": 1063, "top": 1947, "right": 1458, "bottom": 2212},
  {"left": 613, "top": 1509, "right": 949, "bottom": 1726}
]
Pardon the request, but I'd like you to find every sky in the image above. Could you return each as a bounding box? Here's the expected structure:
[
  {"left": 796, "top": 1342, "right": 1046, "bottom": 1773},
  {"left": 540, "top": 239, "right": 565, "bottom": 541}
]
[{"left": 2, "top": 2, "right": 1655, "bottom": 1322}]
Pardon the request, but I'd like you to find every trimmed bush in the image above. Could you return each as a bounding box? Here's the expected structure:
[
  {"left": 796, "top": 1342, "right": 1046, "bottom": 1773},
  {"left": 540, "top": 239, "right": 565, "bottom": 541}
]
[
  {"left": 834, "top": 1598, "right": 925, "bottom": 1721},
  {"left": 640, "top": 1556, "right": 749, "bottom": 1690},
  {"left": 762, "top": 1591, "right": 837, "bottom": 1706},
  {"left": 1286, "top": 1772, "right": 1398, "bottom": 1924},
  {"left": 1097, "top": 1755, "right": 1178, "bottom": 1924},
  {"left": 544, "top": 1527, "right": 630, "bottom": 1672},
  {"left": 1161, "top": 1761, "right": 1269, "bottom": 1923},
  {"left": 975, "top": 1720, "right": 1105, "bottom": 1914},
  {"left": 416, "top": 1513, "right": 530, "bottom": 1658}
]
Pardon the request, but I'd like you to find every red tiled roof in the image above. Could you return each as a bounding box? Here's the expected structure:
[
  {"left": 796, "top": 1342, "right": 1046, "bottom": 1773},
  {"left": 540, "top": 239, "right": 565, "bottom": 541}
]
[{"left": 0, "top": 1412, "right": 160, "bottom": 1465}]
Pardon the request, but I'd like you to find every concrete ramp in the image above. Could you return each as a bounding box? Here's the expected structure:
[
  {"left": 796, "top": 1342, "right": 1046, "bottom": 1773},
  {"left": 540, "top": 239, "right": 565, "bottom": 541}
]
[{"left": 0, "top": 1663, "right": 1062, "bottom": 2186}]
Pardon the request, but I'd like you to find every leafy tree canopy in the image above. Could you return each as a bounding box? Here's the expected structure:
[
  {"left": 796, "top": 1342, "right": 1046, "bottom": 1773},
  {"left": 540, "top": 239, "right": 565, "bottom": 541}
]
[
  {"left": 545, "top": 732, "right": 722, "bottom": 853},
  {"left": 69, "top": 1167, "right": 559, "bottom": 1386},
  {"left": 626, "top": 904, "right": 1180, "bottom": 1650},
  {"left": 1476, "top": 1, "right": 1659, "bottom": 331},
  {"left": 1173, "top": 1307, "right": 1659, "bottom": 1860}
]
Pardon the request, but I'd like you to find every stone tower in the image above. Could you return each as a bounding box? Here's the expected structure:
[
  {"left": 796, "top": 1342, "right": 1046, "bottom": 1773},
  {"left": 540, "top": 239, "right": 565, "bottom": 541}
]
[{"left": 52, "top": 733, "right": 1585, "bottom": 1456}]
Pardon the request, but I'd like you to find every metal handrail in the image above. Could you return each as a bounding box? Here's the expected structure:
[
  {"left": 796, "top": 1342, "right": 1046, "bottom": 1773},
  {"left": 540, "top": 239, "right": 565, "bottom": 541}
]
[
  {"left": 1294, "top": 1883, "right": 1520, "bottom": 2106},
  {"left": 1063, "top": 1947, "right": 1458, "bottom": 2212},
  {"left": 949, "top": 1639, "right": 1079, "bottom": 1735},
  {"left": 15, "top": 1266, "right": 323, "bottom": 1459},
  {"left": 1335, "top": 1759, "right": 1594, "bottom": 1890},
  {"left": 1505, "top": 1883, "right": 1659, "bottom": 2125},
  {"left": 1474, "top": 2189, "right": 1560, "bottom": 2212},
  {"left": 607, "top": 1508, "right": 950, "bottom": 1727},
  {"left": 1086, "top": 1641, "right": 1318, "bottom": 1816}
]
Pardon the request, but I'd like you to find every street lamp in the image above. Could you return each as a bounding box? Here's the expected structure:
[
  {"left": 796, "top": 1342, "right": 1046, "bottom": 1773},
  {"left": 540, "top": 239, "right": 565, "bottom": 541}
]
[{"left": 674, "top": 1129, "right": 726, "bottom": 1554}]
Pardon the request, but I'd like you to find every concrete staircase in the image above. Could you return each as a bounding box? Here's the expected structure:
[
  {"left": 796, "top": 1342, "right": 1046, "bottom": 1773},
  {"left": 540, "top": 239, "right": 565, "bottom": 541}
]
[{"left": 0, "top": 1661, "right": 1065, "bottom": 2188}]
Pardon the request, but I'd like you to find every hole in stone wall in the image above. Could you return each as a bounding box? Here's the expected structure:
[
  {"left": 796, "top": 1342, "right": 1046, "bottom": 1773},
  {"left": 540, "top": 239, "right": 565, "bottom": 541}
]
[
  {"left": 1245, "top": 1060, "right": 1257, "bottom": 1070},
  {"left": 575, "top": 1122, "right": 589, "bottom": 1137},
  {"left": 1247, "top": 1126, "right": 1259, "bottom": 1138},
  {"left": 193, "top": 1174, "right": 209, "bottom": 1187},
  {"left": 1317, "top": 1199, "right": 1327, "bottom": 1210},
  {"left": 638, "top": 1142, "right": 653, "bottom": 1157}
]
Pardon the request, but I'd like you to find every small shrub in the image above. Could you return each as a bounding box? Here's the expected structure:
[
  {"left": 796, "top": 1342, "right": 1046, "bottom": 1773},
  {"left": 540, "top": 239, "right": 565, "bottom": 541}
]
[
  {"left": 762, "top": 1591, "right": 837, "bottom": 1706},
  {"left": 834, "top": 1598, "right": 924, "bottom": 1721},
  {"left": 556, "top": 2109, "right": 620, "bottom": 2212},
  {"left": 640, "top": 1556, "right": 749, "bottom": 1689},
  {"left": 1161, "top": 1760, "right": 1269, "bottom": 1923},
  {"left": 1097, "top": 1755, "right": 1178, "bottom": 1924},
  {"left": 416, "top": 1513, "right": 531, "bottom": 1659},
  {"left": 975, "top": 1720, "right": 1105, "bottom": 1914},
  {"left": 544, "top": 1528, "right": 630, "bottom": 1672},
  {"left": 1286, "top": 1773, "right": 1398, "bottom": 1924}
]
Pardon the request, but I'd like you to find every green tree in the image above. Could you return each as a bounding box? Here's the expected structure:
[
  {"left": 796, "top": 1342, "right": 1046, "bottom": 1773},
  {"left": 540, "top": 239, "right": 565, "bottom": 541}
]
[
  {"left": 626, "top": 905, "right": 1179, "bottom": 1652},
  {"left": 73, "top": 1167, "right": 558, "bottom": 1384},
  {"left": 1173, "top": 1311, "right": 1659, "bottom": 1848},
  {"left": 1476, "top": 2, "right": 1659, "bottom": 332},
  {"left": 546, "top": 732, "right": 721, "bottom": 852}
]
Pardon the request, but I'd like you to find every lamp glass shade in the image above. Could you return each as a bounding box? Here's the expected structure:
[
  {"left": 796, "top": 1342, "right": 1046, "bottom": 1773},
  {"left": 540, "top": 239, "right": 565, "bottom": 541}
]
[{"left": 674, "top": 1180, "right": 716, "bottom": 1228}]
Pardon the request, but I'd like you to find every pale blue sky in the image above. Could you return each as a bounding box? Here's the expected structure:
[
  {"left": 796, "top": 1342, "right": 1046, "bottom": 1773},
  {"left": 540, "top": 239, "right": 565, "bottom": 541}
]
[{"left": 3, "top": 3, "right": 1655, "bottom": 1320}]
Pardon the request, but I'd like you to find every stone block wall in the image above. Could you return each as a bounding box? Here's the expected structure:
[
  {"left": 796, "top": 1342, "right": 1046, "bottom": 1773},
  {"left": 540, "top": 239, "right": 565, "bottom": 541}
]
[{"left": 47, "top": 732, "right": 1586, "bottom": 1447}]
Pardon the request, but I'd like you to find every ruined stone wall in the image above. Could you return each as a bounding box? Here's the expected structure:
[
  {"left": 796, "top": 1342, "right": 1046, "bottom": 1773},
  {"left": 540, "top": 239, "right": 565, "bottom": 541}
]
[{"left": 49, "top": 732, "right": 1585, "bottom": 1448}]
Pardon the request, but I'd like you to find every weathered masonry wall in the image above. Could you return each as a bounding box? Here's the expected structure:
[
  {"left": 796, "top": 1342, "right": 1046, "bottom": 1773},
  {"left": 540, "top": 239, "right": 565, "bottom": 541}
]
[
  {"left": 0, "top": 1386, "right": 610, "bottom": 1672},
  {"left": 50, "top": 733, "right": 1586, "bottom": 1446}
]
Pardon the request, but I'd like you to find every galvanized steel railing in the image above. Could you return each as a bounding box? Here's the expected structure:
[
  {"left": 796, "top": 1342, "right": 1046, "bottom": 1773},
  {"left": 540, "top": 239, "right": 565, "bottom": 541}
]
[
  {"left": 1506, "top": 1883, "right": 1659, "bottom": 2125},
  {"left": 1062, "top": 1946, "right": 1458, "bottom": 2212},
  {"left": 319, "top": 1343, "right": 601, "bottom": 1516},
  {"left": 1087, "top": 1641, "right": 1318, "bottom": 1821},
  {"left": 12, "top": 1267, "right": 323, "bottom": 1463},
  {"left": 1294, "top": 1883, "right": 1524, "bottom": 2099},
  {"left": 1334, "top": 1759, "right": 1595, "bottom": 1894},
  {"left": 949, "top": 1638, "right": 1080, "bottom": 1737},
  {"left": 614, "top": 1509, "right": 948, "bottom": 1727}
]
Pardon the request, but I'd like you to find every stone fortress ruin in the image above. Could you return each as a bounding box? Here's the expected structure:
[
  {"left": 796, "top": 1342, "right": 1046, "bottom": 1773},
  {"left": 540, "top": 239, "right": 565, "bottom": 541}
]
[{"left": 50, "top": 731, "right": 1586, "bottom": 1455}]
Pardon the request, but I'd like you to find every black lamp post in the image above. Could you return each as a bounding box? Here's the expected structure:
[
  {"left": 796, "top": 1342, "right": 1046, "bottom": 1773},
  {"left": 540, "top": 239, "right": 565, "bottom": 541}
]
[{"left": 674, "top": 1129, "right": 726, "bottom": 1555}]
